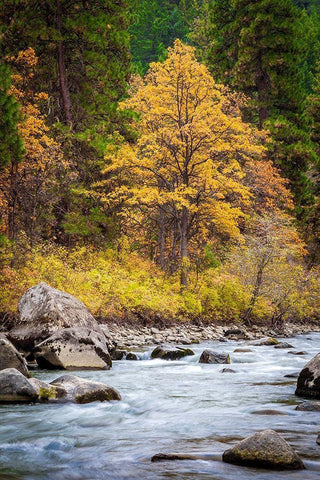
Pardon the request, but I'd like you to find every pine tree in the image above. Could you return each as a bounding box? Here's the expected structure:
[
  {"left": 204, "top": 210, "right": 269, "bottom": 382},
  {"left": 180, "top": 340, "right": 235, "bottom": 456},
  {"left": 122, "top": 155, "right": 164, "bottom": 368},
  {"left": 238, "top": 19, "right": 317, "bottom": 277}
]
[
  {"left": 130, "top": 0, "right": 190, "bottom": 73},
  {"left": 232, "top": 0, "right": 307, "bottom": 128},
  {"left": 0, "top": 0, "right": 132, "bottom": 138},
  {"left": 0, "top": 64, "right": 23, "bottom": 171}
]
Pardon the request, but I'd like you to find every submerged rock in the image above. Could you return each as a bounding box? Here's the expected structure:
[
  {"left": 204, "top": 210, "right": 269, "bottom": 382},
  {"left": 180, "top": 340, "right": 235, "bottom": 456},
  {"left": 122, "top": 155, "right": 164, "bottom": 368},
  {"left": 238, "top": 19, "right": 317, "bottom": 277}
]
[
  {"left": 251, "top": 409, "right": 287, "bottom": 415},
  {"left": 295, "top": 401, "right": 320, "bottom": 411},
  {"left": 288, "top": 351, "right": 307, "bottom": 356},
  {"left": 296, "top": 352, "right": 320, "bottom": 399},
  {"left": 284, "top": 372, "right": 299, "bottom": 378},
  {"left": 0, "top": 336, "right": 30, "bottom": 377},
  {"left": 221, "top": 368, "right": 235, "bottom": 373},
  {"left": 50, "top": 375, "right": 121, "bottom": 403},
  {"left": 199, "top": 349, "right": 230, "bottom": 364},
  {"left": 222, "top": 429, "right": 304, "bottom": 470},
  {"left": 317, "top": 434, "right": 320, "bottom": 445},
  {"left": 233, "top": 348, "right": 252, "bottom": 353},
  {"left": 151, "top": 453, "right": 217, "bottom": 462},
  {"left": 0, "top": 368, "right": 38, "bottom": 403},
  {"left": 249, "top": 337, "right": 279, "bottom": 346},
  {"left": 274, "top": 342, "right": 294, "bottom": 349},
  {"left": 151, "top": 346, "right": 194, "bottom": 360},
  {"left": 33, "top": 327, "right": 112, "bottom": 370},
  {"left": 10, "top": 282, "right": 101, "bottom": 352}
]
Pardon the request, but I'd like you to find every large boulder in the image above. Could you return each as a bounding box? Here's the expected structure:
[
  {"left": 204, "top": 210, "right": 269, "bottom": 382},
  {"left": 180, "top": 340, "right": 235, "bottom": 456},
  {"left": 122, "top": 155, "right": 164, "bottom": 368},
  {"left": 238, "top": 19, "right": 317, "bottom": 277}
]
[
  {"left": 29, "top": 377, "right": 67, "bottom": 402},
  {"left": 0, "top": 368, "right": 38, "bottom": 403},
  {"left": 0, "top": 336, "right": 30, "bottom": 377},
  {"left": 295, "top": 353, "right": 320, "bottom": 399},
  {"left": 151, "top": 346, "right": 194, "bottom": 360},
  {"left": 223, "top": 429, "right": 304, "bottom": 470},
  {"left": 9, "top": 282, "right": 101, "bottom": 352},
  {"left": 199, "top": 349, "right": 230, "bottom": 364},
  {"left": 33, "top": 327, "right": 112, "bottom": 370},
  {"left": 50, "top": 375, "right": 121, "bottom": 403}
]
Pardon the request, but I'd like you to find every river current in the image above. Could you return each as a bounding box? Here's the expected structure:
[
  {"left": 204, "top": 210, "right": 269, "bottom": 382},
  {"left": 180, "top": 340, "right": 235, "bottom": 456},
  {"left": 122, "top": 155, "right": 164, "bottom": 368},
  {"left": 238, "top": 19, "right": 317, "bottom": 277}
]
[{"left": 1, "top": 332, "right": 320, "bottom": 479}]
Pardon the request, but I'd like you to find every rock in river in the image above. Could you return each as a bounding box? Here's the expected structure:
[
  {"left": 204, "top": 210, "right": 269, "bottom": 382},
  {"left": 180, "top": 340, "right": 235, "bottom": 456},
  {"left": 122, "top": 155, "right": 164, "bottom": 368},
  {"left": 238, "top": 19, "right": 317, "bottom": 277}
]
[
  {"left": 9, "top": 282, "right": 101, "bottom": 352},
  {"left": 0, "top": 368, "right": 38, "bottom": 403},
  {"left": 295, "top": 401, "right": 320, "bottom": 411},
  {"left": 29, "top": 377, "right": 67, "bottom": 402},
  {"left": 222, "top": 429, "right": 305, "bottom": 470},
  {"left": 50, "top": 375, "right": 121, "bottom": 403},
  {"left": 274, "top": 342, "right": 294, "bottom": 349},
  {"left": 295, "top": 352, "right": 320, "bottom": 399},
  {"left": 249, "top": 337, "right": 279, "bottom": 346},
  {"left": 0, "top": 336, "right": 30, "bottom": 377},
  {"left": 151, "top": 346, "right": 194, "bottom": 360},
  {"left": 199, "top": 349, "right": 230, "bottom": 364},
  {"left": 33, "top": 327, "right": 112, "bottom": 370}
]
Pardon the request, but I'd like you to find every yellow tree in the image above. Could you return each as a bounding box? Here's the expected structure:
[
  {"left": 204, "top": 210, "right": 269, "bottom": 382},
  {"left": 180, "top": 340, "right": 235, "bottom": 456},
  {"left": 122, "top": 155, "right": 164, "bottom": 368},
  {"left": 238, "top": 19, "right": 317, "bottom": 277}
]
[{"left": 102, "top": 40, "right": 264, "bottom": 287}]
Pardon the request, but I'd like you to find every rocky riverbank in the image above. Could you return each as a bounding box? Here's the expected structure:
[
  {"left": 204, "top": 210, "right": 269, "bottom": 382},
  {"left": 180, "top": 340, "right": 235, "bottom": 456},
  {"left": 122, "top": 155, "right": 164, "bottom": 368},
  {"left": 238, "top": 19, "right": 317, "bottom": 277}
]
[{"left": 100, "top": 320, "right": 320, "bottom": 351}]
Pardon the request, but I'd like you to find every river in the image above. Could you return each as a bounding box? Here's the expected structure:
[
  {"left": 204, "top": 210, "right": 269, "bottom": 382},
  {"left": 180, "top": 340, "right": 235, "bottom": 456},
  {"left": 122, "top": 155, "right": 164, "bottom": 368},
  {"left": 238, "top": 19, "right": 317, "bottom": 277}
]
[{"left": 1, "top": 332, "right": 320, "bottom": 479}]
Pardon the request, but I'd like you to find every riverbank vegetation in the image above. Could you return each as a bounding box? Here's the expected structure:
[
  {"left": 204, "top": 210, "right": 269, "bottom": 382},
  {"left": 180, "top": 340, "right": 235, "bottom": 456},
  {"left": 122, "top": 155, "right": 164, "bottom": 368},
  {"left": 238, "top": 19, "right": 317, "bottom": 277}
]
[{"left": 1, "top": 1, "right": 320, "bottom": 325}]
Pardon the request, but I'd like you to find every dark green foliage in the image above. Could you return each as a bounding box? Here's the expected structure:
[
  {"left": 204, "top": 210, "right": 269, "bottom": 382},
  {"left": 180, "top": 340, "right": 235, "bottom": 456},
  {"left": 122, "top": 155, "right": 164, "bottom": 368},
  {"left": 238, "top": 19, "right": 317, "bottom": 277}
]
[
  {"left": 267, "top": 117, "right": 316, "bottom": 212},
  {"left": 130, "top": 0, "right": 190, "bottom": 73},
  {"left": 190, "top": 0, "right": 236, "bottom": 84},
  {"left": 0, "top": 64, "right": 23, "bottom": 170},
  {"left": 232, "top": 0, "right": 307, "bottom": 127},
  {"left": 0, "top": 0, "right": 132, "bottom": 137}
]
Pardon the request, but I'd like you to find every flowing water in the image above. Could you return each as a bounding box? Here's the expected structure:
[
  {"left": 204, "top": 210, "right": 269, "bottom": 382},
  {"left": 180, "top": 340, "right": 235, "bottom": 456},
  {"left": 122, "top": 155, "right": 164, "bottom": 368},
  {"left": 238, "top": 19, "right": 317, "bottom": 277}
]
[{"left": 1, "top": 332, "right": 320, "bottom": 479}]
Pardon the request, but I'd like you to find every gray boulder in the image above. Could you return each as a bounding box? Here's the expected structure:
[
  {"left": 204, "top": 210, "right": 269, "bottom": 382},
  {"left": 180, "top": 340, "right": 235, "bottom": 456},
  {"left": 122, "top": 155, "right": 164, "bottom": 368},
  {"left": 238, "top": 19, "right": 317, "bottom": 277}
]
[
  {"left": 0, "top": 368, "right": 38, "bottom": 403},
  {"left": 50, "top": 375, "right": 121, "bottom": 403},
  {"left": 223, "top": 429, "right": 304, "bottom": 470},
  {"left": 0, "top": 337, "right": 29, "bottom": 377},
  {"left": 29, "top": 377, "right": 67, "bottom": 402},
  {"left": 9, "top": 282, "right": 101, "bottom": 351},
  {"left": 199, "top": 349, "right": 230, "bottom": 364},
  {"left": 151, "top": 346, "right": 194, "bottom": 360},
  {"left": 295, "top": 352, "right": 320, "bottom": 399},
  {"left": 33, "top": 327, "right": 112, "bottom": 370}
]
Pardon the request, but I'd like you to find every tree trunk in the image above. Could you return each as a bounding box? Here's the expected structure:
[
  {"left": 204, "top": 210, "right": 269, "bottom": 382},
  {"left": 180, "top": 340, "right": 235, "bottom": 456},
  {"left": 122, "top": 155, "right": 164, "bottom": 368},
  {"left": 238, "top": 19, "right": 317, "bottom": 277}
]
[
  {"left": 8, "top": 163, "right": 18, "bottom": 242},
  {"left": 243, "top": 264, "right": 264, "bottom": 326},
  {"left": 157, "top": 209, "right": 166, "bottom": 270},
  {"left": 56, "top": 0, "right": 73, "bottom": 127},
  {"left": 180, "top": 205, "right": 188, "bottom": 289},
  {"left": 256, "top": 54, "right": 270, "bottom": 129}
]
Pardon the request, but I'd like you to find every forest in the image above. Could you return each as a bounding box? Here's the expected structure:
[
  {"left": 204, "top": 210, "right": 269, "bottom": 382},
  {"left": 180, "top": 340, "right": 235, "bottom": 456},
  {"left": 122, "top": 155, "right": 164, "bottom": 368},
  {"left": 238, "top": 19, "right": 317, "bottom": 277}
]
[{"left": 1, "top": 0, "right": 320, "bottom": 326}]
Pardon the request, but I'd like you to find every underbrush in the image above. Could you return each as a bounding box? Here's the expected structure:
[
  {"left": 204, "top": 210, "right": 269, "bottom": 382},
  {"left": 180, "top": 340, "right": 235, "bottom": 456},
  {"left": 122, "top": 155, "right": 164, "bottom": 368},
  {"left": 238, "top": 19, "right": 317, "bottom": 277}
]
[{"left": 0, "top": 244, "right": 319, "bottom": 324}]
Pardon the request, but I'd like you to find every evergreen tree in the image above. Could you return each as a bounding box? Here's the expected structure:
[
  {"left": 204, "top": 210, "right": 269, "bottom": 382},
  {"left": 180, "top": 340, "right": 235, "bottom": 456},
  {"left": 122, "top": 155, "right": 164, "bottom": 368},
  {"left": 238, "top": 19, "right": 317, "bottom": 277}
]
[
  {"left": 0, "top": 64, "right": 23, "bottom": 171},
  {"left": 0, "top": 0, "right": 132, "bottom": 139},
  {"left": 190, "top": 0, "right": 236, "bottom": 85},
  {"left": 232, "top": 0, "right": 307, "bottom": 128},
  {"left": 130, "top": 0, "right": 190, "bottom": 73}
]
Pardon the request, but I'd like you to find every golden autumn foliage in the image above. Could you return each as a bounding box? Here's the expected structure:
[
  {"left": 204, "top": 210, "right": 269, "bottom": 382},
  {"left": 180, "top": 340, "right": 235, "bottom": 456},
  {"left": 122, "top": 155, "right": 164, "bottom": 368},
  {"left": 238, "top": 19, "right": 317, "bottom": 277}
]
[{"left": 98, "top": 40, "right": 266, "bottom": 286}]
